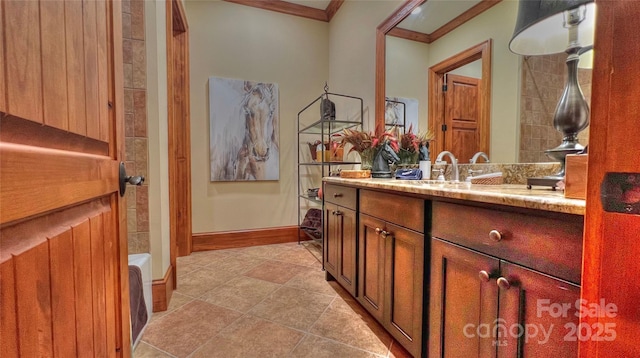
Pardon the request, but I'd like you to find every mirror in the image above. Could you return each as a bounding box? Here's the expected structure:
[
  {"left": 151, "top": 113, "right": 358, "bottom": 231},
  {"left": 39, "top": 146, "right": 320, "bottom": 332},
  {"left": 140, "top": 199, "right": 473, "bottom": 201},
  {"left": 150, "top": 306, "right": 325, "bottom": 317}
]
[{"left": 377, "top": 0, "right": 593, "bottom": 163}]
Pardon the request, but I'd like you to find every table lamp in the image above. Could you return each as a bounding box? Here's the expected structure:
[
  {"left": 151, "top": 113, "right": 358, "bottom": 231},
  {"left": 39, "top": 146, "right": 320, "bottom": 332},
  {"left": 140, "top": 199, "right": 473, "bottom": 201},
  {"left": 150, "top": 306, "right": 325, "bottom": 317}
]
[{"left": 509, "top": 0, "right": 596, "bottom": 188}]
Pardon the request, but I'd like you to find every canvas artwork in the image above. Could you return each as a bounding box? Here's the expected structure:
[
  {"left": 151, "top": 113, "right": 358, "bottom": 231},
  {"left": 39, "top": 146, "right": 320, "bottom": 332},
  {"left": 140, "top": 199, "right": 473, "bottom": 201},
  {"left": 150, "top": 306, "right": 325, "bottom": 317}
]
[
  {"left": 209, "top": 77, "right": 280, "bottom": 181},
  {"left": 385, "top": 97, "right": 419, "bottom": 133}
]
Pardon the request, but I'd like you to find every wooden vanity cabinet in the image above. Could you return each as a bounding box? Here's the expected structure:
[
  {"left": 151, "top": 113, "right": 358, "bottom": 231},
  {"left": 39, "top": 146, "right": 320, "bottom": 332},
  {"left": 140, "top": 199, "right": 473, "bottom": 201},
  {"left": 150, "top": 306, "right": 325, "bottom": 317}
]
[
  {"left": 323, "top": 184, "right": 358, "bottom": 296},
  {"left": 358, "top": 190, "right": 426, "bottom": 358},
  {"left": 429, "top": 201, "right": 583, "bottom": 358}
]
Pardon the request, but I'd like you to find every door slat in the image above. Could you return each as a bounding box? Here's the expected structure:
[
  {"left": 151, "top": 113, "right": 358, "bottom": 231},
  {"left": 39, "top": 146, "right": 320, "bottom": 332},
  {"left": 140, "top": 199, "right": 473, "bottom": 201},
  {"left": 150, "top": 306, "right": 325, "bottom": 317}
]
[{"left": 40, "top": 0, "right": 69, "bottom": 130}]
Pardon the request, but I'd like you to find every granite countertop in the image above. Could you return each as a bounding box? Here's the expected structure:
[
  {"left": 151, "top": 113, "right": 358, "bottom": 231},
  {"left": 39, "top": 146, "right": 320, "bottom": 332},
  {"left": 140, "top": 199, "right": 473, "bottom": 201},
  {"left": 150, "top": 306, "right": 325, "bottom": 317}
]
[{"left": 323, "top": 177, "right": 585, "bottom": 215}]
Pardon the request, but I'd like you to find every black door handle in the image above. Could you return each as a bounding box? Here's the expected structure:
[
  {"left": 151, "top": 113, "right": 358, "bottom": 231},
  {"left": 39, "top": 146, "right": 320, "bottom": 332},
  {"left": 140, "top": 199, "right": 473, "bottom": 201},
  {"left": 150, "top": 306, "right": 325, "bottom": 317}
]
[{"left": 119, "top": 162, "right": 145, "bottom": 197}]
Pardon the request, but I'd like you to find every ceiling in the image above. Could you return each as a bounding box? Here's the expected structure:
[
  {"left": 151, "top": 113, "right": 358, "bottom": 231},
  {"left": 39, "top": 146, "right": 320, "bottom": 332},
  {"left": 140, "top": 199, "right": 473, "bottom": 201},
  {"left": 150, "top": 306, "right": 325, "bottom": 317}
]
[
  {"left": 284, "top": 0, "right": 333, "bottom": 10},
  {"left": 396, "top": 0, "right": 482, "bottom": 34}
]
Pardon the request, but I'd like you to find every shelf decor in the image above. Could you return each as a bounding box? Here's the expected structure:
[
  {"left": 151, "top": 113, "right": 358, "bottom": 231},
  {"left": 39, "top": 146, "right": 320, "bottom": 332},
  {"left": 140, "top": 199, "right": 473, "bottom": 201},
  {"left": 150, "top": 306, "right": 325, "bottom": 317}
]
[{"left": 209, "top": 76, "right": 280, "bottom": 181}]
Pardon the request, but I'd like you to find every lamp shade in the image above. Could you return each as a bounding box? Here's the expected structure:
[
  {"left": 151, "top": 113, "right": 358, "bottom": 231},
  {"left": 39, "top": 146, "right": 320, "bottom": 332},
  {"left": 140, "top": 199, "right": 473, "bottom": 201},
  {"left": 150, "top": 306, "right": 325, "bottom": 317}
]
[{"left": 509, "top": 0, "right": 596, "bottom": 55}]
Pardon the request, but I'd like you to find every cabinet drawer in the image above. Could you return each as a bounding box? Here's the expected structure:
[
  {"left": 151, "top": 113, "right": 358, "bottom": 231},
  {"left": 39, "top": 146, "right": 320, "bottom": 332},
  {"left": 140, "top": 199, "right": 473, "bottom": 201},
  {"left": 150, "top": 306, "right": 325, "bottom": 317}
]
[
  {"left": 431, "top": 201, "right": 583, "bottom": 283},
  {"left": 324, "top": 183, "right": 357, "bottom": 210},
  {"left": 360, "top": 190, "right": 424, "bottom": 233}
]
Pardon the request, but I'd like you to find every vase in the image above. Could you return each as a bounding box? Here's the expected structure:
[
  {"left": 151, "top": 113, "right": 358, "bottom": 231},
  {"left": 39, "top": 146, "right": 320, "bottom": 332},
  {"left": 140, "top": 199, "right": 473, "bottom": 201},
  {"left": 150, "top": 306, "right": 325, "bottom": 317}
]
[
  {"left": 359, "top": 148, "right": 375, "bottom": 170},
  {"left": 398, "top": 148, "right": 419, "bottom": 166}
]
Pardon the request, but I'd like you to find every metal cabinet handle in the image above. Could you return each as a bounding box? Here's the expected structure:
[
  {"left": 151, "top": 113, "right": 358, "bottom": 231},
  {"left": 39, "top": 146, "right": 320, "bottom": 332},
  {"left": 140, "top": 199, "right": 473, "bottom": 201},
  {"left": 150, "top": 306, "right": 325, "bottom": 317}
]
[
  {"left": 479, "top": 270, "right": 491, "bottom": 282},
  {"left": 489, "top": 230, "right": 503, "bottom": 242},
  {"left": 334, "top": 210, "right": 343, "bottom": 216},
  {"left": 333, "top": 193, "right": 343, "bottom": 198},
  {"left": 374, "top": 227, "right": 390, "bottom": 238},
  {"left": 497, "top": 277, "right": 511, "bottom": 290}
]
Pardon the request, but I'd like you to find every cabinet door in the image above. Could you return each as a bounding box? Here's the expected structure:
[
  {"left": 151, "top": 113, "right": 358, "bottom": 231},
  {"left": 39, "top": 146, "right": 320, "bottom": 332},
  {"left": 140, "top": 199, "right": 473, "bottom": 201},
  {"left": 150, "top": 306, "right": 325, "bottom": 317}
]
[
  {"left": 430, "top": 238, "right": 499, "bottom": 358},
  {"left": 336, "top": 207, "right": 357, "bottom": 296},
  {"left": 384, "top": 223, "right": 425, "bottom": 358},
  {"left": 358, "top": 213, "right": 387, "bottom": 322},
  {"left": 497, "top": 262, "right": 580, "bottom": 358},
  {"left": 324, "top": 202, "right": 339, "bottom": 279}
]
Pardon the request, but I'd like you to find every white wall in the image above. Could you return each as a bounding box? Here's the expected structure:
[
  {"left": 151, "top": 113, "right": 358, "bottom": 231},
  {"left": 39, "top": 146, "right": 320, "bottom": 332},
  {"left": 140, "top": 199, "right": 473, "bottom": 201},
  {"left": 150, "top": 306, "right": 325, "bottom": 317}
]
[
  {"left": 328, "top": 0, "right": 404, "bottom": 132},
  {"left": 186, "top": 1, "right": 330, "bottom": 233},
  {"left": 145, "top": 0, "right": 171, "bottom": 279},
  {"left": 385, "top": 36, "right": 430, "bottom": 131}
]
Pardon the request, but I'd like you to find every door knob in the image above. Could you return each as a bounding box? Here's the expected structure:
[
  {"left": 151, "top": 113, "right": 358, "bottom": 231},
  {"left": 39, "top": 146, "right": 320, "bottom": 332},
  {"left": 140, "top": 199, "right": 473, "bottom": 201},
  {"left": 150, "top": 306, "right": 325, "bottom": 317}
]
[{"left": 119, "top": 162, "right": 145, "bottom": 197}]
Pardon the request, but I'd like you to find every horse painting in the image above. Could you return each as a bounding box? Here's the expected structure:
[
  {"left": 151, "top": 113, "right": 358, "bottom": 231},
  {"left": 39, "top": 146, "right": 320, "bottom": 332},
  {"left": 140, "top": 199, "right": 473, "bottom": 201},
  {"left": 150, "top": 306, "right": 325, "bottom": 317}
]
[{"left": 209, "top": 78, "right": 279, "bottom": 181}]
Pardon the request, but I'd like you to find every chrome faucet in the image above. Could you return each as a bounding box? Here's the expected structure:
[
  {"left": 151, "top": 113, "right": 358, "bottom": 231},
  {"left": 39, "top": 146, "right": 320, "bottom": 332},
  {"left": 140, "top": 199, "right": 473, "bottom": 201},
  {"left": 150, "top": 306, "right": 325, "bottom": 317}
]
[
  {"left": 470, "top": 151, "right": 490, "bottom": 164},
  {"left": 435, "top": 151, "right": 459, "bottom": 182}
]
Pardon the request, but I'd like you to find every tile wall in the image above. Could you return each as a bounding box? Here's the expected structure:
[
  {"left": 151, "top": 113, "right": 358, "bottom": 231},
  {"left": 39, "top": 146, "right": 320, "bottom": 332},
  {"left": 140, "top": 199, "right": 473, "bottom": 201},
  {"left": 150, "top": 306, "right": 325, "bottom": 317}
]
[
  {"left": 123, "top": 0, "right": 150, "bottom": 253},
  {"left": 519, "top": 54, "right": 592, "bottom": 163}
]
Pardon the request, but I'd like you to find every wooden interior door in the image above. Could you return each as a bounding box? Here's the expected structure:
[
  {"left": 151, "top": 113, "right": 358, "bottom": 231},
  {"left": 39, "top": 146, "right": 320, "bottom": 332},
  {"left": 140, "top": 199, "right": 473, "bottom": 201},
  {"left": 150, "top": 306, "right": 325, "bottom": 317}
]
[
  {"left": 0, "top": 1, "right": 131, "bottom": 357},
  {"left": 444, "top": 74, "right": 480, "bottom": 164},
  {"left": 581, "top": 1, "right": 640, "bottom": 356}
]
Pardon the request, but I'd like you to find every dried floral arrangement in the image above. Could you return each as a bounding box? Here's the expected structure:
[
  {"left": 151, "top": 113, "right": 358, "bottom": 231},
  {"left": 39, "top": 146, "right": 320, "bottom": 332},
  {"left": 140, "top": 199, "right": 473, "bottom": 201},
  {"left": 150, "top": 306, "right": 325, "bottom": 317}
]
[{"left": 337, "top": 126, "right": 399, "bottom": 154}]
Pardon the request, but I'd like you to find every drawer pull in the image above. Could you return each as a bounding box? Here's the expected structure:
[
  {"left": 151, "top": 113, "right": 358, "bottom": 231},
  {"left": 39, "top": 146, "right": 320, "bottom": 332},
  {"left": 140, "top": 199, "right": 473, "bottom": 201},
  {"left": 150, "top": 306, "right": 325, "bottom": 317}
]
[
  {"left": 333, "top": 193, "right": 343, "bottom": 198},
  {"left": 497, "top": 277, "right": 511, "bottom": 290},
  {"left": 334, "top": 210, "right": 343, "bottom": 216},
  {"left": 478, "top": 270, "right": 491, "bottom": 282},
  {"left": 489, "top": 230, "right": 503, "bottom": 242}
]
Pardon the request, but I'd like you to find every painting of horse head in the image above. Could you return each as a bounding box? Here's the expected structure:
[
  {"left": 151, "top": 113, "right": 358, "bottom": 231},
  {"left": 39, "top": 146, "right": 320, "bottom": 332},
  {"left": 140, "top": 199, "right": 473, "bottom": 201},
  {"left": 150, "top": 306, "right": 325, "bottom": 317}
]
[{"left": 209, "top": 77, "right": 280, "bottom": 181}]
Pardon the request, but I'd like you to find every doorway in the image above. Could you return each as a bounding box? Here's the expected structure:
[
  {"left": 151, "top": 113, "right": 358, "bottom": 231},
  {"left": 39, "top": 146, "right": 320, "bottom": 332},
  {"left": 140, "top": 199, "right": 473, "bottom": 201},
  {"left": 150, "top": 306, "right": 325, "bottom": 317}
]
[{"left": 428, "top": 40, "right": 492, "bottom": 162}]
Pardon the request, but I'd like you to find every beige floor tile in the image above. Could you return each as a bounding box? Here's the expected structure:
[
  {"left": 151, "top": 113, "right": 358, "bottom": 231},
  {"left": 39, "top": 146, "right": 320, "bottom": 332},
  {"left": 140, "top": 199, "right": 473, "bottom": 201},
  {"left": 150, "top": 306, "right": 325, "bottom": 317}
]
[
  {"left": 199, "top": 276, "right": 280, "bottom": 313},
  {"left": 175, "top": 267, "right": 236, "bottom": 298},
  {"left": 133, "top": 342, "right": 175, "bottom": 357},
  {"left": 176, "top": 263, "right": 201, "bottom": 278},
  {"left": 204, "top": 254, "right": 266, "bottom": 275},
  {"left": 243, "top": 260, "right": 310, "bottom": 284},
  {"left": 273, "top": 247, "right": 322, "bottom": 267},
  {"left": 290, "top": 334, "right": 382, "bottom": 358},
  {"left": 151, "top": 292, "right": 194, "bottom": 320},
  {"left": 176, "top": 250, "right": 231, "bottom": 267},
  {"left": 248, "top": 286, "right": 334, "bottom": 330},
  {"left": 237, "top": 243, "right": 297, "bottom": 258},
  {"left": 309, "top": 302, "right": 392, "bottom": 356},
  {"left": 285, "top": 268, "right": 339, "bottom": 296},
  {"left": 141, "top": 300, "right": 242, "bottom": 357},
  {"left": 388, "top": 340, "right": 413, "bottom": 358},
  {"left": 189, "top": 315, "right": 304, "bottom": 358}
]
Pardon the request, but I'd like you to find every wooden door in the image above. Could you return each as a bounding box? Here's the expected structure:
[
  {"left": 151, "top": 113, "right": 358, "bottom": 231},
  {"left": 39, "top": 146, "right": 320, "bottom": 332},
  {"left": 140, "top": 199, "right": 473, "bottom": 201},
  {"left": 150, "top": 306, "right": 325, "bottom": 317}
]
[
  {"left": 323, "top": 202, "right": 339, "bottom": 278},
  {"left": 384, "top": 223, "right": 424, "bottom": 358},
  {"left": 336, "top": 207, "right": 357, "bottom": 297},
  {"left": 429, "top": 238, "right": 499, "bottom": 358},
  {"left": 581, "top": 1, "right": 640, "bottom": 357},
  {"left": 498, "top": 261, "right": 580, "bottom": 358},
  {"left": 444, "top": 74, "right": 480, "bottom": 164},
  {"left": 358, "top": 213, "right": 387, "bottom": 322},
  {"left": 0, "top": 1, "right": 130, "bottom": 357}
]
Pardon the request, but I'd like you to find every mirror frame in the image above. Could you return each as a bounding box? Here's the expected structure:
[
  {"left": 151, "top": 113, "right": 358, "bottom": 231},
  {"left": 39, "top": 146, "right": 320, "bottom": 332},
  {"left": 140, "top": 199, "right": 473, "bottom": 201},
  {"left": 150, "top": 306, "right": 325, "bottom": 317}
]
[
  {"left": 375, "top": 0, "right": 423, "bottom": 135},
  {"left": 376, "top": 0, "right": 501, "bottom": 159}
]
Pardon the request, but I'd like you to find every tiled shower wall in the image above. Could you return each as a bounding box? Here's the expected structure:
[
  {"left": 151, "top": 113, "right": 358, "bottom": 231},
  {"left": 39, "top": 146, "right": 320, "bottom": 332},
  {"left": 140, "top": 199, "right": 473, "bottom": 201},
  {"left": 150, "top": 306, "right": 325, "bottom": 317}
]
[
  {"left": 519, "top": 54, "right": 592, "bottom": 163},
  {"left": 123, "top": 0, "right": 150, "bottom": 253}
]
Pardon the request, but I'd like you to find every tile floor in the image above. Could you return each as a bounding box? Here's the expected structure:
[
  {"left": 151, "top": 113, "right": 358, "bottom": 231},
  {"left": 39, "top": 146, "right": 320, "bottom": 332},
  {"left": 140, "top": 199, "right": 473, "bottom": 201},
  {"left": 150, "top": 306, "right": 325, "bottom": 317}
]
[{"left": 134, "top": 241, "right": 412, "bottom": 357}]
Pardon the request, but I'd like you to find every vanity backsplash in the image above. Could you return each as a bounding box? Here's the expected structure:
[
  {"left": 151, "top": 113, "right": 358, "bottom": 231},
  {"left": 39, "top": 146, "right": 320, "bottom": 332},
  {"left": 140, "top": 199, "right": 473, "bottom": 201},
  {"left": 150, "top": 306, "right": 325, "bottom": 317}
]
[{"left": 429, "top": 162, "right": 561, "bottom": 184}]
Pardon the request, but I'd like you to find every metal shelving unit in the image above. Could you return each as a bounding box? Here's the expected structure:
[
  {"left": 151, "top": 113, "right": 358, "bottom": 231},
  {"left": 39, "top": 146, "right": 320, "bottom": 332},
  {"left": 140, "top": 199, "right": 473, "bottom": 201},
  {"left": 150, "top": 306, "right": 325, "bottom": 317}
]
[
  {"left": 385, "top": 97, "right": 406, "bottom": 133},
  {"left": 297, "top": 88, "right": 363, "bottom": 251}
]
